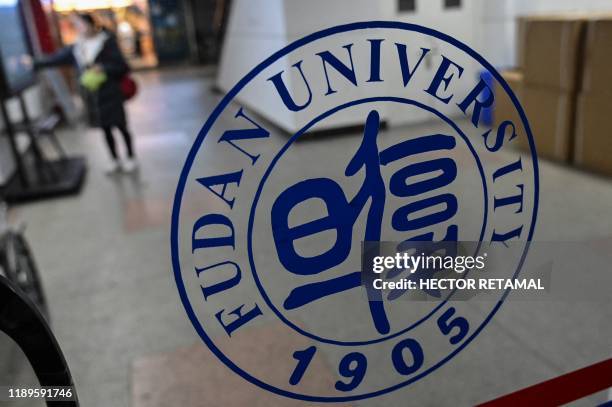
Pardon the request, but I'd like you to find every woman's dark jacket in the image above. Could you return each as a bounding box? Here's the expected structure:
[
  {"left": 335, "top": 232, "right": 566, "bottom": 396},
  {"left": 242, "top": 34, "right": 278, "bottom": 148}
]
[{"left": 36, "top": 33, "right": 129, "bottom": 128}]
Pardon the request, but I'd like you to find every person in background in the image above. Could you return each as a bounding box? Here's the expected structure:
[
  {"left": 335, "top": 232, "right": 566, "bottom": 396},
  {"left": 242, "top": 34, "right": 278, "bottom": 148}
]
[{"left": 36, "top": 13, "right": 138, "bottom": 173}]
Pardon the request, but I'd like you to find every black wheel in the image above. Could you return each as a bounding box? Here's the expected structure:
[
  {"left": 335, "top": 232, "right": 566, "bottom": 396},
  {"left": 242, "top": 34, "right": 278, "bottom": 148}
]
[{"left": 0, "top": 232, "right": 48, "bottom": 318}]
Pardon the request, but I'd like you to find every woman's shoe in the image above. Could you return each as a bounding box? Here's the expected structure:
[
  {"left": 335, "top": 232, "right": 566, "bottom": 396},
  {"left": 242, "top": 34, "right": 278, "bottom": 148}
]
[
  {"left": 105, "top": 160, "right": 121, "bottom": 175},
  {"left": 122, "top": 158, "right": 139, "bottom": 173}
]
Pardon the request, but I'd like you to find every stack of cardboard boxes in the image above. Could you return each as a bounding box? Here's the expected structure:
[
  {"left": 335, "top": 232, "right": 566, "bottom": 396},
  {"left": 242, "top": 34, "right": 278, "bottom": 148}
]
[
  {"left": 495, "top": 14, "right": 612, "bottom": 177},
  {"left": 493, "top": 70, "right": 523, "bottom": 137},
  {"left": 575, "top": 18, "right": 612, "bottom": 176},
  {"left": 520, "top": 16, "right": 584, "bottom": 163}
]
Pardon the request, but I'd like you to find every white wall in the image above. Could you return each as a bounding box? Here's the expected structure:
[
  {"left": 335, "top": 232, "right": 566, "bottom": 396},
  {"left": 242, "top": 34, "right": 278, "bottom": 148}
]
[
  {"left": 217, "top": 0, "right": 388, "bottom": 132},
  {"left": 379, "top": 0, "right": 481, "bottom": 126},
  {"left": 217, "top": 0, "right": 481, "bottom": 132},
  {"left": 216, "top": 0, "right": 295, "bottom": 130}
]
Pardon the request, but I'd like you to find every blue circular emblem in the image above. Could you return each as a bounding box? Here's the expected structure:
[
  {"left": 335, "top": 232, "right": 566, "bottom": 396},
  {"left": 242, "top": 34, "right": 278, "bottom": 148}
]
[{"left": 171, "top": 21, "right": 539, "bottom": 402}]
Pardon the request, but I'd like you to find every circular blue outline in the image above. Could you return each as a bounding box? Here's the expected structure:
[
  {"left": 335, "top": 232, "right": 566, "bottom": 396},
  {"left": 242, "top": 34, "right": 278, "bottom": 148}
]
[
  {"left": 170, "top": 21, "right": 540, "bottom": 402},
  {"left": 247, "top": 97, "right": 488, "bottom": 346}
]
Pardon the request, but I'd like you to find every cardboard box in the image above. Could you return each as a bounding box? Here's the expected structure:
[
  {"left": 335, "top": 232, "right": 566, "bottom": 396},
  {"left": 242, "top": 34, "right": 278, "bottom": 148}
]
[
  {"left": 574, "top": 92, "right": 612, "bottom": 176},
  {"left": 494, "top": 70, "right": 523, "bottom": 127},
  {"left": 521, "top": 84, "right": 574, "bottom": 162},
  {"left": 581, "top": 18, "right": 612, "bottom": 94},
  {"left": 519, "top": 16, "right": 585, "bottom": 91},
  {"left": 494, "top": 70, "right": 529, "bottom": 154}
]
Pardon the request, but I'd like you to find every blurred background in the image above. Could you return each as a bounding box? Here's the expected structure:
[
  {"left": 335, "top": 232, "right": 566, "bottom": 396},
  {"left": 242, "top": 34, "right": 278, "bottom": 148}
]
[{"left": 0, "top": 0, "right": 611, "bottom": 406}]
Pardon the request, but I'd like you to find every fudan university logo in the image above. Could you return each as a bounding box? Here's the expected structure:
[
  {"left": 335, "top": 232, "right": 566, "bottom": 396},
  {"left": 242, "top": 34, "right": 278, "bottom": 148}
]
[{"left": 171, "top": 22, "right": 539, "bottom": 401}]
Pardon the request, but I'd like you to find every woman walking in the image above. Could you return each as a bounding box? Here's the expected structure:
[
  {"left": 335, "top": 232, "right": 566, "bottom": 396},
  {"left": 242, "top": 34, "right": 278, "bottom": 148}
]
[{"left": 36, "top": 13, "right": 137, "bottom": 173}]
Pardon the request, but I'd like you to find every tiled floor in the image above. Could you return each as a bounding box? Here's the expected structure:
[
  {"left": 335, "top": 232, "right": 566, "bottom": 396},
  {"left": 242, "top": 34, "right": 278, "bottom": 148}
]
[
  {"left": 1, "top": 66, "right": 610, "bottom": 406},
  {"left": 132, "top": 321, "right": 352, "bottom": 407}
]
